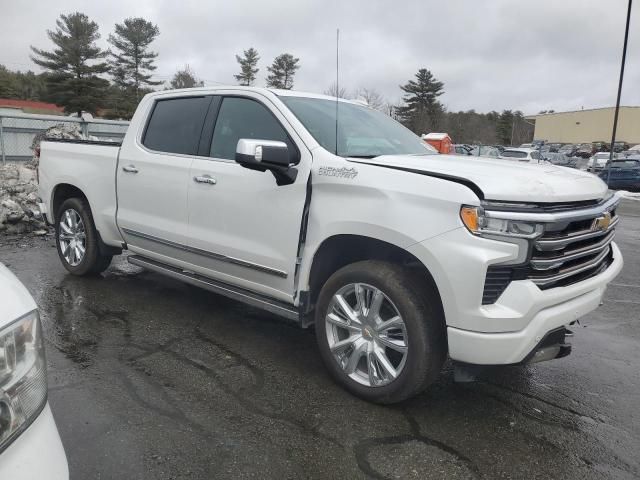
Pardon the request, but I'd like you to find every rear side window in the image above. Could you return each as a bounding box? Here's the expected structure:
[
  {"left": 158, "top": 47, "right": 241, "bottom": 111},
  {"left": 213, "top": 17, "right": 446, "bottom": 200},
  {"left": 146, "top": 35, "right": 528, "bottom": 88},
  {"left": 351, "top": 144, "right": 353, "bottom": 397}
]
[
  {"left": 502, "top": 150, "right": 527, "bottom": 159},
  {"left": 210, "top": 97, "right": 296, "bottom": 161},
  {"left": 143, "top": 97, "right": 211, "bottom": 155}
]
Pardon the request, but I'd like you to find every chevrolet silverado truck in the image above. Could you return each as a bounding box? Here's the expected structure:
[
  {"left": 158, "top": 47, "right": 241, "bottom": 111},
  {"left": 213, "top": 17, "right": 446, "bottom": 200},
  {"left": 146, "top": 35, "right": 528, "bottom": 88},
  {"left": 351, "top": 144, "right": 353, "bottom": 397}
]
[{"left": 37, "top": 87, "right": 623, "bottom": 403}]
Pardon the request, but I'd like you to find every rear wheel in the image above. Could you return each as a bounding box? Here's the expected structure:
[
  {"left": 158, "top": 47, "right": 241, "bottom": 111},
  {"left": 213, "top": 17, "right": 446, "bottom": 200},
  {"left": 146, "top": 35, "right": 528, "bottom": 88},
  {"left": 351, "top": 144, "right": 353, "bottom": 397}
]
[
  {"left": 315, "top": 260, "right": 446, "bottom": 404},
  {"left": 55, "top": 197, "right": 112, "bottom": 275}
]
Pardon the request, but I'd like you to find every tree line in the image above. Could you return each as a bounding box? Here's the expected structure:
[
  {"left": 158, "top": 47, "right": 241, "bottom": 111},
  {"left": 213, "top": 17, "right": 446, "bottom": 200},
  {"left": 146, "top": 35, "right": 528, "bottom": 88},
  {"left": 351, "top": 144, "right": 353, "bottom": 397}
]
[
  {"left": 0, "top": 11, "right": 532, "bottom": 144},
  {"left": 0, "top": 12, "right": 302, "bottom": 119}
]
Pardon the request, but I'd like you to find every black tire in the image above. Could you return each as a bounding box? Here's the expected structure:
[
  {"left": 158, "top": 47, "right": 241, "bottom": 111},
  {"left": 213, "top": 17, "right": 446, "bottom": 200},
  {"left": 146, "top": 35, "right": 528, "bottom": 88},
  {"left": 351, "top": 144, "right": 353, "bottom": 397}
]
[
  {"left": 55, "top": 197, "right": 112, "bottom": 275},
  {"left": 315, "top": 260, "right": 446, "bottom": 404}
]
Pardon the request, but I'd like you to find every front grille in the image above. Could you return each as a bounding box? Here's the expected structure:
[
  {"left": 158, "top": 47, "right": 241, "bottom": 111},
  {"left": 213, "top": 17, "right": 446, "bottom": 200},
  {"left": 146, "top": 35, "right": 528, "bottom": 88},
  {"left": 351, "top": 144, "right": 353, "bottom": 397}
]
[{"left": 527, "top": 210, "right": 618, "bottom": 289}]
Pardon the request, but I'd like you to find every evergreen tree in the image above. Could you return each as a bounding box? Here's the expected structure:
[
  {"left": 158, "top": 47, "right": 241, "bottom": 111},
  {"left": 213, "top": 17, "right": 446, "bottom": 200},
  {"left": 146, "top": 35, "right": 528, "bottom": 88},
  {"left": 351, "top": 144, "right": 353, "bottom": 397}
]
[
  {"left": 396, "top": 68, "right": 445, "bottom": 134},
  {"left": 0, "top": 65, "right": 20, "bottom": 98},
  {"left": 169, "top": 65, "right": 204, "bottom": 89},
  {"left": 30, "top": 12, "right": 109, "bottom": 116},
  {"left": 108, "top": 18, "right": 161, "bottom": 104},
  {"left": 266, "top": 53, "right": 299, "bottom": 90},
  {"left": 496, "top": 110, "right": 515, "bottom": 145},
  {"left": 234, "top": 48, "right": 260, "bottom": 86}
]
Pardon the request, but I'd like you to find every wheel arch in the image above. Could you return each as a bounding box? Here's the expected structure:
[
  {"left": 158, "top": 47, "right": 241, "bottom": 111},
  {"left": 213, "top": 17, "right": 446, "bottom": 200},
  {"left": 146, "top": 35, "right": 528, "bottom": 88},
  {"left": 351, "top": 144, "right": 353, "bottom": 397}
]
[{"left": 304, "top": 234, "right": 444, "bottom": 324}]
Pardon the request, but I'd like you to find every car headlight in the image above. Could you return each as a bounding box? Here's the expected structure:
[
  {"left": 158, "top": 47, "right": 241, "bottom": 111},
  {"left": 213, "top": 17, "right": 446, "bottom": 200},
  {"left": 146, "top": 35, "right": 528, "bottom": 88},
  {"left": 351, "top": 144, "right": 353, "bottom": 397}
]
[
  {"left": 460, "top": 206, "right": 544, "bottom": 239},
  {"left": 0, "top": 310, "right": 47, "bottom": 451}
]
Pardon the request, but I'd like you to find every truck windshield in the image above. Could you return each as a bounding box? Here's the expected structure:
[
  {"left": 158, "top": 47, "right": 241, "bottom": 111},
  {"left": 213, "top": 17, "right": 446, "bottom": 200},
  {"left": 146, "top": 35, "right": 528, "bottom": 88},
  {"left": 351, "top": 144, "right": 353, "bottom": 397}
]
[{"left": 280, "top": 96, "right": 436, "bottom": 158}]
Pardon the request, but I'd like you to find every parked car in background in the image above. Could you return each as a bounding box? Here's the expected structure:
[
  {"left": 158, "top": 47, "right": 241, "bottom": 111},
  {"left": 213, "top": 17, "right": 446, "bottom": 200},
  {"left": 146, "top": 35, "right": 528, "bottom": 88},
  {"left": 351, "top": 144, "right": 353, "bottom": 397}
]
[
  {"left": 558, "top": 144, "right": 578, "bottom": 157},
  {"left": 576, "top": 143, "right": 596, "bottom": 158},
  {"left": 598, "top": 157, "right": 640, "bottom": 191},
  {"left": 627, "top": 144, "right": 640, "bottom": 154},
  {"left": 469, "top": 145, "right": 501, "bottom": 158},
  {"left": 0, "top": 264, "right": 68, "bottom": 480},
  {"left": 492, "top": 145, "right": 506, "bottom": 154},
  {"left": 613, "top": 141, "right": 629, "bottom": 153},
  {"left": 593, "top": 141, "right": 610, "bottom": 153},
  {"left": 501, "top": 148, "right": 547, "bottom": 163},
  {"left": 543, "top": 152, "right": 578, "bottom": 168},
  {"left": 453, "top": 144, "right": 473, "bottom": 155},
  {"left": 585, "top": 152, "right": 618, "bottom": 171},
  {"left": 547, "top": 143, "right": 563, "bottom": 153}
]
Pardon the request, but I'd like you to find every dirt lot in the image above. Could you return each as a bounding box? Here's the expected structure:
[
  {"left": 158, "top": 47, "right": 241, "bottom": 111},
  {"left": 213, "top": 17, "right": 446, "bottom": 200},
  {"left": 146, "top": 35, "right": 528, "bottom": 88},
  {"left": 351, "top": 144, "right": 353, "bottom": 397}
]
[{"left": 1, "top": 200, "right": 639, "bottom": 480}]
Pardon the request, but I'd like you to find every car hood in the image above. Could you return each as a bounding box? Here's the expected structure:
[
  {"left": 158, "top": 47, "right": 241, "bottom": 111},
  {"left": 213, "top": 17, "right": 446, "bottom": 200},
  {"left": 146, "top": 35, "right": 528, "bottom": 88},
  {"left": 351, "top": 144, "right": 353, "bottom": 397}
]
[
  {"left": 350, "top": 154, "right": 608, "bottom": 202},
  {"left": 0, "top": 263, "right": 37, "bottom": 327}
]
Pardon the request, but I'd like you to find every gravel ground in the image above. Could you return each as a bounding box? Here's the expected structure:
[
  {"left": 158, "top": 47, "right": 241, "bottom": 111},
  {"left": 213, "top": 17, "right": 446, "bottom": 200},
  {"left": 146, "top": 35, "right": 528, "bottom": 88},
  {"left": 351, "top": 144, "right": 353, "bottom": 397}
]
[{"left": 0, "top": 199, "right": 638, "bottom": 479}]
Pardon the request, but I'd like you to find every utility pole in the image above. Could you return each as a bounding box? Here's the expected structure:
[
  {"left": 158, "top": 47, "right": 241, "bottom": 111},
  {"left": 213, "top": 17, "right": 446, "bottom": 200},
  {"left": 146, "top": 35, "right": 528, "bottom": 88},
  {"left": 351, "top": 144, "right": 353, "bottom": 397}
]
[{"left": 606, "top": 0, "right": 633, "bottom": 186}]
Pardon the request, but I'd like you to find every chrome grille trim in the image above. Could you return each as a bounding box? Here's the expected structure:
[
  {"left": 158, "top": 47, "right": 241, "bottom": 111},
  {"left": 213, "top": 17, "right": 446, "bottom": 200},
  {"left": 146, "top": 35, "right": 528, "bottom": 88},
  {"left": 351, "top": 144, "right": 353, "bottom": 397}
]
[
  {"left": 530, "top": 230, "right": 616, "bottom": 270},
  {"left": 529, "top": 247, "right": 611, "bottom": 287},
  {"left": 534, "top": 216, "right": 619, "bottom": 251}
]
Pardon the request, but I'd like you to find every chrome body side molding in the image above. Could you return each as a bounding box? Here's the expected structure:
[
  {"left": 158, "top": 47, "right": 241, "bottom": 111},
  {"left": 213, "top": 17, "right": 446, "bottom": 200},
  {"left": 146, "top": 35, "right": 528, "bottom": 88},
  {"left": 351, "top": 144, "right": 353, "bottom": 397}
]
[{"left": 121, "top": 228, "right": 288, "bottom": 278}]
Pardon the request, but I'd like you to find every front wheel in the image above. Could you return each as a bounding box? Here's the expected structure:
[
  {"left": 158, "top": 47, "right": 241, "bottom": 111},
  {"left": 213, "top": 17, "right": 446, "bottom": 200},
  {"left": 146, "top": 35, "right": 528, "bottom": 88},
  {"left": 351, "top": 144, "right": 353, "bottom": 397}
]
[
  {"left": 55, "top": 197, "right": 112, "bottom": 275},
  {"left": 315, "top": 260, "right": 446, "bottom": 404}
]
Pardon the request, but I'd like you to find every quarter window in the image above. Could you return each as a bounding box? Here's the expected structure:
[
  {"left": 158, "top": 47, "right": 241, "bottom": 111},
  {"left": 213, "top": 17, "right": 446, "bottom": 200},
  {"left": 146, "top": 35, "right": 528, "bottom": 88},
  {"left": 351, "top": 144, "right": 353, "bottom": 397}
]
[
  {"left": 143, "top": 97, "right": 211, "bottom": 155},
  {"left": 210, "top": 97, "right": 295, "bottom": 161}
]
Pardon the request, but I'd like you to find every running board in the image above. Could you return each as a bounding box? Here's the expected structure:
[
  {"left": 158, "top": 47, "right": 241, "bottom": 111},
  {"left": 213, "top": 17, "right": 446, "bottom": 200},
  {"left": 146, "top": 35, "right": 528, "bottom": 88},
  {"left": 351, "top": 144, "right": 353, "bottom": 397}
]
[{"left": 128, "top": 255, "right": 299, "bottom": 321}]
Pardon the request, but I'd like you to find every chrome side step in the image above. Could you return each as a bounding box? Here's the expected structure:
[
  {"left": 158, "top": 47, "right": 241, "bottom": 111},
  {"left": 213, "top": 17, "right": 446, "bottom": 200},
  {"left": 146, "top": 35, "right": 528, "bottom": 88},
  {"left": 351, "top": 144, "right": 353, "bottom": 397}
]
[{"left": 128, "top": 255, "right": 299, "bottom": 321}]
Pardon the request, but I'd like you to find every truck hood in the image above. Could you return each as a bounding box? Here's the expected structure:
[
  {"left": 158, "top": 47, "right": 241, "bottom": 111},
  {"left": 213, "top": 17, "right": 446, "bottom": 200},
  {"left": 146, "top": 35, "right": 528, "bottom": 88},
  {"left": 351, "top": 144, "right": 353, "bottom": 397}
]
[{"left": 351, "top": 154, "right": 608, "bottom": 202}]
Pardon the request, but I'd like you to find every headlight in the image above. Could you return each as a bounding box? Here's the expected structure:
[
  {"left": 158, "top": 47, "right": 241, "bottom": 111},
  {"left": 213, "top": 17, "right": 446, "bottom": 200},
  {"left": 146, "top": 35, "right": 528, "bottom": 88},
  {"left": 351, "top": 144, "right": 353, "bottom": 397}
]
[
  {"left": 460, "top": 206, "right": 543, "bottom": 239},
  {"left": 0, "top": 310, "right": 47, "bottom": 451}
]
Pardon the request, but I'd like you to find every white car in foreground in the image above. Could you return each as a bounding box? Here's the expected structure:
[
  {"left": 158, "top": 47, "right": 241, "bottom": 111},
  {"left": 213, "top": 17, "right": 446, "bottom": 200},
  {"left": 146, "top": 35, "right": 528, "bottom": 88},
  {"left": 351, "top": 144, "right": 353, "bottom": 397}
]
[{"left": 0, "top": 264, "right": 68, "bottom": 479}]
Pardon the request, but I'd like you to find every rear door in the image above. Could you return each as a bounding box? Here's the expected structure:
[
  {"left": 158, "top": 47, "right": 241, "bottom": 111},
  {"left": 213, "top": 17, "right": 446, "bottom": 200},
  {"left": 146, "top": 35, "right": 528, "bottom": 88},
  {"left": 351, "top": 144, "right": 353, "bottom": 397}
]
[
  {"left": 186, "top": 93, "right": 311, "bottom": 302},
  {"left": 116, "top": 95, "right": 212, "bottom": 264}
]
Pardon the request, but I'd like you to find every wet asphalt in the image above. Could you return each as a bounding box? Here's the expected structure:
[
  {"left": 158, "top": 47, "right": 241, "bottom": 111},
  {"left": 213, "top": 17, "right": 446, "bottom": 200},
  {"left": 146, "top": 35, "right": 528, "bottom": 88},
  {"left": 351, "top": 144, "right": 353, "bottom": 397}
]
[{"left": 1, "top": 201, "right": 639, "bottom": 480}]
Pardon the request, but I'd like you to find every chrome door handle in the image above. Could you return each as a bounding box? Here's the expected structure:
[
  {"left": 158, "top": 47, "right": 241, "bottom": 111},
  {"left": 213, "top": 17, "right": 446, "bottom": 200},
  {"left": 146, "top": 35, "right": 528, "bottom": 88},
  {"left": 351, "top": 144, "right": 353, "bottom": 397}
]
[
  {"left": 122, "top": 165, "right": 139, "bottom": 173},
  {"left": 194, "top": 175, "right": 217, "bottom": 185}
]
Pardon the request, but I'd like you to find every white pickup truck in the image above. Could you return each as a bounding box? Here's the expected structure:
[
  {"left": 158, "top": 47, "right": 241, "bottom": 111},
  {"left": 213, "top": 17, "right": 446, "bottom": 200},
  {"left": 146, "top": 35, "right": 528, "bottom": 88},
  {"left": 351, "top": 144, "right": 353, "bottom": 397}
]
[{"left": 37, "top": 87, "right": 623, "bottom": 403}]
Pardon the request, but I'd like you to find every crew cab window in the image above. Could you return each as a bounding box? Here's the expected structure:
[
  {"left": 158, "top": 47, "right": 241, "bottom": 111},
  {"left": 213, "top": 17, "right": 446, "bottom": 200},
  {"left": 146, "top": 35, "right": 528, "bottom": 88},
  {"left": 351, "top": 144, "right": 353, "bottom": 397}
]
[
  {"left": 143, "top": 97, "right": 211, "bottom": 155},
  {"left": 210, "top": 97, "right": 295, "bottom": 161}
]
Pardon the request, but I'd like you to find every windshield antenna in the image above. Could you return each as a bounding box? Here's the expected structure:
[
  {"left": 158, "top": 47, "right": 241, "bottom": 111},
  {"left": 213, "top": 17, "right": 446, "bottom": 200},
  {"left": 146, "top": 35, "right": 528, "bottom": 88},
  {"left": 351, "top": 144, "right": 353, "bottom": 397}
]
[{"left": 335, "top": 28, "right": 339, "bottom": 156}]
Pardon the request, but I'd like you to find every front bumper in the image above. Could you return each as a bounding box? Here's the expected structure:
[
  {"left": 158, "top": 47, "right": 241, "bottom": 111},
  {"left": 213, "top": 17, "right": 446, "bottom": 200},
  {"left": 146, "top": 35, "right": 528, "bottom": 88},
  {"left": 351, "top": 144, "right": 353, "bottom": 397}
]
[
  {"left": 447, "top": 242, "right": 623, "bottom": 364},
  {"left": 0, "top": 403, "right": 68, "bottom": 480}
]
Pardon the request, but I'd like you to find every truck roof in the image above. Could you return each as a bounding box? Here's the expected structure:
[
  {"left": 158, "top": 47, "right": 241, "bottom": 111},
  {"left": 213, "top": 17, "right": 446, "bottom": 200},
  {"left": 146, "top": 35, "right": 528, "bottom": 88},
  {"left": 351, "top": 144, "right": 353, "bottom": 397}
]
[{"left": 144, "top": 86, "right": 362, "bottom": 105}]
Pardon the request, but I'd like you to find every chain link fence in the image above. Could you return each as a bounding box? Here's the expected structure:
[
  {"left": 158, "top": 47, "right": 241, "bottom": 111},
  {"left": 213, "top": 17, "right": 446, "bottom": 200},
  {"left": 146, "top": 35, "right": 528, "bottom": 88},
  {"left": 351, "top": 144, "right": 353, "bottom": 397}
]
[{"left": 0, "top": 112, "right": 129, "bottom": 164}]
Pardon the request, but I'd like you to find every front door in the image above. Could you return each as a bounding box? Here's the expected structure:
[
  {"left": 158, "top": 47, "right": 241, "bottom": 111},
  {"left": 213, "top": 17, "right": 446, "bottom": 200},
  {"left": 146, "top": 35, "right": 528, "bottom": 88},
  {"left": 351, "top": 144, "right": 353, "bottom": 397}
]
[{"left": 187, "top": 94, "right": 310, "bottom": 302}]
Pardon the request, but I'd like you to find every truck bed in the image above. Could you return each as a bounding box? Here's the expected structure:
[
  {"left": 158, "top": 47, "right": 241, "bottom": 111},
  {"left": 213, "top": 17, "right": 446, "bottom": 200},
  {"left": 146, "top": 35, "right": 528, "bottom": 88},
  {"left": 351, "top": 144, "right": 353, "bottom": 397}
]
[{"left": 38, "top": 139, "right": 123, "bottom": 246}]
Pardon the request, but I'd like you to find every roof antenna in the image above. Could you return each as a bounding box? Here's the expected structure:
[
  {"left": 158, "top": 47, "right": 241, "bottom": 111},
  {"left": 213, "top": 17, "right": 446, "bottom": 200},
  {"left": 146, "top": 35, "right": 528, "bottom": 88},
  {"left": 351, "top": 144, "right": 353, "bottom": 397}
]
[{"left": 335, "top": 28, "right": 339, "bottom": 156}]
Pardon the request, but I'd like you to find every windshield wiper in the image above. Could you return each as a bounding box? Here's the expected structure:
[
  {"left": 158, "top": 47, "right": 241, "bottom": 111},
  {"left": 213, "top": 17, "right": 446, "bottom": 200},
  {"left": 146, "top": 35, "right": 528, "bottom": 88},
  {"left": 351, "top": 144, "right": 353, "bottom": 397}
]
[{"left": 347, "top": 155, "right": 378, "bottom": 159}]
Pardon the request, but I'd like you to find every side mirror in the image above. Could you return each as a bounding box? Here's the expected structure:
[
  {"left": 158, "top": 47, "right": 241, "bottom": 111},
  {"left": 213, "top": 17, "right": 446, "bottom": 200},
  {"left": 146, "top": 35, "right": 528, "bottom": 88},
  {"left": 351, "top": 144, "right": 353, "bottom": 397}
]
[{"left": 235, "top": 139, "right": 297, "bottom": 185}]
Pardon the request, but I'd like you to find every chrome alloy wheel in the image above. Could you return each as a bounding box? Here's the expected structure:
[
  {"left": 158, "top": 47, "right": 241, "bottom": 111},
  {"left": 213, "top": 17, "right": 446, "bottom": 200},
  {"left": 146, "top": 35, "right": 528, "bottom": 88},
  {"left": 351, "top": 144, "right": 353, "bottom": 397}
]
[
  {"left": 58, "top": 209, "right": 86, "bottom": 266},
  {"left": 325, "top": 283, "right": 408, "bottom": 387}
]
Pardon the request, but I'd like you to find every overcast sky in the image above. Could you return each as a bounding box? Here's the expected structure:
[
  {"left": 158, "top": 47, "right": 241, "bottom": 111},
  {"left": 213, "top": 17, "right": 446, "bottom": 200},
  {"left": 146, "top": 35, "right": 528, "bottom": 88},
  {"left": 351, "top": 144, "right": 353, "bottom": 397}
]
[{"left": 1, "top": 0, "right": 638, "bottom": 114}]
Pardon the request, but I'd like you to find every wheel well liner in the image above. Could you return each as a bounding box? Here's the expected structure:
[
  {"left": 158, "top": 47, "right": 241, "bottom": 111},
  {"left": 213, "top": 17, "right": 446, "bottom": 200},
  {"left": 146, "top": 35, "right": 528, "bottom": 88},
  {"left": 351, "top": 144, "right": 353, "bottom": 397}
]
[{"left": 52, "top": 183, "right": 88, "bottom": 218}]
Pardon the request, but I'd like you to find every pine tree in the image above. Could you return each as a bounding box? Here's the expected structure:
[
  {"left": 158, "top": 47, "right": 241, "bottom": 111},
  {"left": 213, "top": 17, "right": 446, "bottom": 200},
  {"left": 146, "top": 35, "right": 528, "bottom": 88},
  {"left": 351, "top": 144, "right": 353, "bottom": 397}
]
[
  {"left": 234, "top": 48, "right": 260, "bottom": 86},
  {"left": 496, "top": 110, "right": 515, "bottom": 145},
  {"left": 396, "top": 68, "right": 445, "bottom": 134},
  {"left": 169, "top": 65, "right": 204, "bottom": 89},
  {"left": 108, "top": 18, "right": 161, "bottom": 104},
  {"left": 0, "top": 65, "right": 20, "bottom": 98},
  {"left": 30, "top": 12, "right": 109, "bottom": 116},
  {"left": 266, "top": 53, "right": 299, "bottom": 90}
]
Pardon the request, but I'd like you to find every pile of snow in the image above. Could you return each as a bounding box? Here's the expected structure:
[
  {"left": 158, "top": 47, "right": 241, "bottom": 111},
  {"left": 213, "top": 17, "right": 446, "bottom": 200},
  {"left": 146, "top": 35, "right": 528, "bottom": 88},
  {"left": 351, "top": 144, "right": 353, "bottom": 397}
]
[
  {"left": 1, "top": 123, "right": 90, "bottom": 235},
  {"left": 0, "top": 164, "right": 46, "bottom": 235}
]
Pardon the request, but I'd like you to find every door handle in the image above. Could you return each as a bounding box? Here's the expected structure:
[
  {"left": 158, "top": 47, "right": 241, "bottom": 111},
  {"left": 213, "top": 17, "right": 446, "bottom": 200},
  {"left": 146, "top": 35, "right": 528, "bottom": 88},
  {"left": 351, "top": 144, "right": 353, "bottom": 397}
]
[
  {"left": 194, "top": 175, "right": 217, "bottom": 185},
  {"left": 122, "top": 165, "right": 139, "bottom": 173}
]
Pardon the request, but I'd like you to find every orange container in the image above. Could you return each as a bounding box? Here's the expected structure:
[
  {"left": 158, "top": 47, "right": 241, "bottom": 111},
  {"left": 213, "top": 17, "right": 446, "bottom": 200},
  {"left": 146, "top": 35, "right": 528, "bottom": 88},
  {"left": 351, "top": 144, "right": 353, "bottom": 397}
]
[{"left": 422, "top": 133, "right": 453, "bottom": 154}]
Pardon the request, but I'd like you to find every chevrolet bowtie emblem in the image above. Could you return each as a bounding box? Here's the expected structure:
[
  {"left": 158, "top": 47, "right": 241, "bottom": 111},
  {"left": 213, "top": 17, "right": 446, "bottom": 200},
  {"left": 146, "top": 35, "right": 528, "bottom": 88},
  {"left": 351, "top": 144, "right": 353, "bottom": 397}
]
[{"left": 592, "top": 212, "right": 612, "bottom": 232}]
